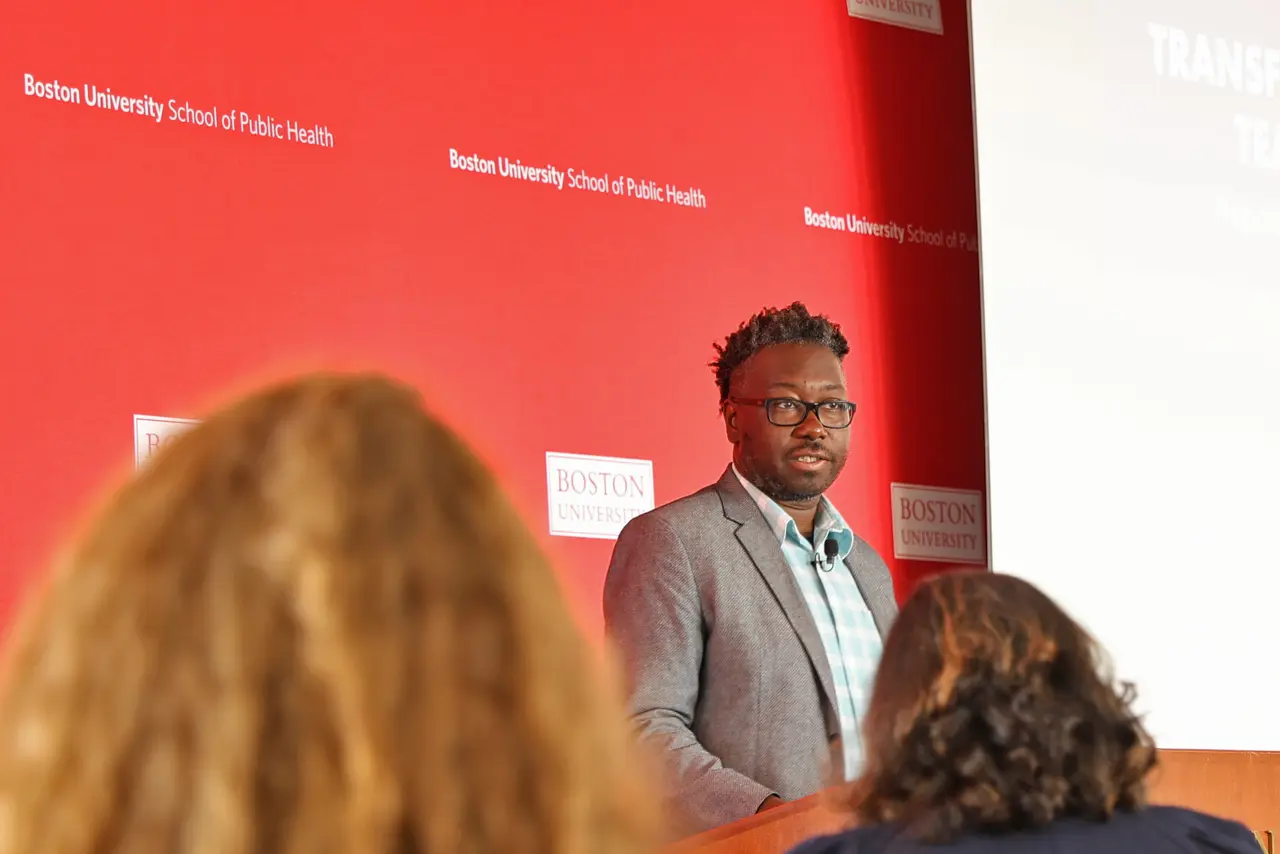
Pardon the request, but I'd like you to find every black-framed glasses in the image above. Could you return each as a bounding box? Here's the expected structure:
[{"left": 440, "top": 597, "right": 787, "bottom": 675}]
[{"left": 730, "top": 397, "right": 856, "bottom": 429}]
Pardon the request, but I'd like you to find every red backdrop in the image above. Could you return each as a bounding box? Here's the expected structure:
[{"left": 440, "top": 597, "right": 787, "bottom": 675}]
[{"left": 0, "top": 0, "right": 983, "bottom": 635}]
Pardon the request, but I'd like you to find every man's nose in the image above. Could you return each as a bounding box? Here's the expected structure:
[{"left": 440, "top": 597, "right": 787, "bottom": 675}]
[{"left": 794, "top": 409, "right": 827, "bottom": 438}]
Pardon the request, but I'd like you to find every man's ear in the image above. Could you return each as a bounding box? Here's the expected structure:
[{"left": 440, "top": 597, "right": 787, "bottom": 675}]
[{"left": 723, "top": 401, "right": 741, "bottom": 443}]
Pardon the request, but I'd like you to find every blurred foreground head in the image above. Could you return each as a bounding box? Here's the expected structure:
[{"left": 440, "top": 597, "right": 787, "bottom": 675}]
[
  {"left": 0, "top": 374, "right": 653, "bottom": 854},
  {"left": 853, "top": 572, "right": 1156, "bottom": 843}
]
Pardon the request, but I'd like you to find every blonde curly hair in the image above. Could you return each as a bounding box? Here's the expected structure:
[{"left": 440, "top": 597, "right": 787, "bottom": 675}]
[{"left": 0, "top": 373, "right": 655, "bottom": 854}]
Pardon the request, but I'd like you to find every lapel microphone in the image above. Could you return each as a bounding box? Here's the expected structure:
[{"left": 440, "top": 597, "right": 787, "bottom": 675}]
[{"left": 819, "top": 538, "right": 839, "bottom": 572}]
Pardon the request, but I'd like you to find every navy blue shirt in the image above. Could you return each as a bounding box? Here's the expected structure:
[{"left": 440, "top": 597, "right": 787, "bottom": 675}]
[{"left": 789, "top": 806, "right": 1260, "bottom": 854}]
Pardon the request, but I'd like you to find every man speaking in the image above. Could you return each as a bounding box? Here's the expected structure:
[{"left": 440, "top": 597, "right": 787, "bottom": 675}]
[{"left": 603, "top": 302, "right": 898, "bottom": 835}]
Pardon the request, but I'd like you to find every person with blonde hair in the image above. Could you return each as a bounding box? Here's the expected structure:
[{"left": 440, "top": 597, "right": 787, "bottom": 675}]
[
  {"left": 0, "top": 373, "right": 654, "bottom": 854},
  {"left": 791, "top": 572, "right": 1258, "bottom": 854}
]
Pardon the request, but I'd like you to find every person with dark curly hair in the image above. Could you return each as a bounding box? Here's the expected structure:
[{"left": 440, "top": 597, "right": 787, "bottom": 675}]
[
  {"left": 605, "top": 302, "right": 898, "bottom": 837},
  {"left": 790, "top": 572, "right": 1259, "bottom": 854}
]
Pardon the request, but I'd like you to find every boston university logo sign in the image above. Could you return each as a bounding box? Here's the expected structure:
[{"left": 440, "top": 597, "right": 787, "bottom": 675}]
[
  {"left": 133, "top": 414, "right": 199, "bottom": 470},
  {"left": 890, "top": 482, "right": 985, "bottom": 564},
  {"left": 545, "top": 451, "right": 655, "bottom": 540},
  {"left": 847, "top": 0, "right": 943, "bottom": 36}
]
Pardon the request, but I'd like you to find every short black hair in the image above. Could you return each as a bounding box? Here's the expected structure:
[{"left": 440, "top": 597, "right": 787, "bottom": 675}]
[{"left": 710, "top": 302, "right": 850, "bottom": 404}]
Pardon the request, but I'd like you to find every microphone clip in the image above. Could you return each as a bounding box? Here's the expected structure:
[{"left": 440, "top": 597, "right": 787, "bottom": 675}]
[{"left": 816, "top": 538, "right": 840, "bottom": 572}]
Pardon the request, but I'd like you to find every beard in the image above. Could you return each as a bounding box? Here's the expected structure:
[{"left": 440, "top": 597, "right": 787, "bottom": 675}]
[
  {"left": 748, "top": 459, "right": 844, "bottom": 504},
  {"left": 759, "top": 477, "right": 822, "bottom": 503}
]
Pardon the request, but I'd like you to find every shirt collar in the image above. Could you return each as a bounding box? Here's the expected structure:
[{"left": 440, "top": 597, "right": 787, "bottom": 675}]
[{"left": 731, "top": 464, "right": 854, "bottom": 560}]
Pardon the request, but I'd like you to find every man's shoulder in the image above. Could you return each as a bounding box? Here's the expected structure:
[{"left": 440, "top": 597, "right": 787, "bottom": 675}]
[
  {"left": 618, "top": 478, "right": 733, "bottom": 543},
  {"left": 650, "top": 480, "right": 725, "bottom": 520}
]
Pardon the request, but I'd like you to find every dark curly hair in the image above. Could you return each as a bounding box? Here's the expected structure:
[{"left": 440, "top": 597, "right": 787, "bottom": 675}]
[
  {"left": 709, "top": 302, "right": 850, "bottom": 404},
  {"left": 851, "top": 571, "right": 1157, "bottom": 844}
]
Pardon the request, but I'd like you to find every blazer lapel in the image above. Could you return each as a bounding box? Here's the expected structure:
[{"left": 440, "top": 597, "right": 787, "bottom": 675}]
[
  {"left": 715, "top": 467, "right": 840, "bottom": 726},
  {"left": 844, "top": 541, "right": 897, "bottom": 638}
]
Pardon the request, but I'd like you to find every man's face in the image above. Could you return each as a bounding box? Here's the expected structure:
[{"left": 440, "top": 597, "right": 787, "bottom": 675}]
[{"left": 724, "top": 342, "right": 851, "bottom": 503}]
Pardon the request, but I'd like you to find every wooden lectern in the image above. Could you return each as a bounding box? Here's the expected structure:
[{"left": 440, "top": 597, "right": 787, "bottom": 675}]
[
  {"left": 667, "top": 750, "right": 1280, "bottom": 854},
  {"left": 666, "top": 790, "right": 847, "bottom": 854}
]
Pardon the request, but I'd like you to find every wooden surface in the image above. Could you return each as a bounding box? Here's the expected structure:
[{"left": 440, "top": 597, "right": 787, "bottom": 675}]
[
  {"left": 666, "top": 791, "right": 843, "bottom": 854},
  {"left": 1148, "top": 749, "right": 1280, "bottom": 833},
  {"left": 669, "top": 749, "right": 1280, "bottom": 854}
]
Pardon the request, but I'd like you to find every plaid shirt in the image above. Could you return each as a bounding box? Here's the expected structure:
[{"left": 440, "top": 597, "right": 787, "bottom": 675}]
[{"left": 732, "top": 466, "right": 883, "bottom": 780}]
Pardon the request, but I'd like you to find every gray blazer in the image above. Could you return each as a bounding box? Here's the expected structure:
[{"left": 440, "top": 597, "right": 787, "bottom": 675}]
[{"left": 603, "top": 466, "right": 898, "bottom": 836}]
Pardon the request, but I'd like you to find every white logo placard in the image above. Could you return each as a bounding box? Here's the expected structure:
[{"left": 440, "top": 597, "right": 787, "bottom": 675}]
[
  {"left": 891, "top": 483, "right": 985, "bottom": 564},
  {"left": 847, "top": 0, "right": 943, "bottom": 35},
  {"left": 546, "top": 451, "right": 655, "bottom": 540},
  {"left": 134, "top": 415, "right": 200, "bottom": 470}
]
